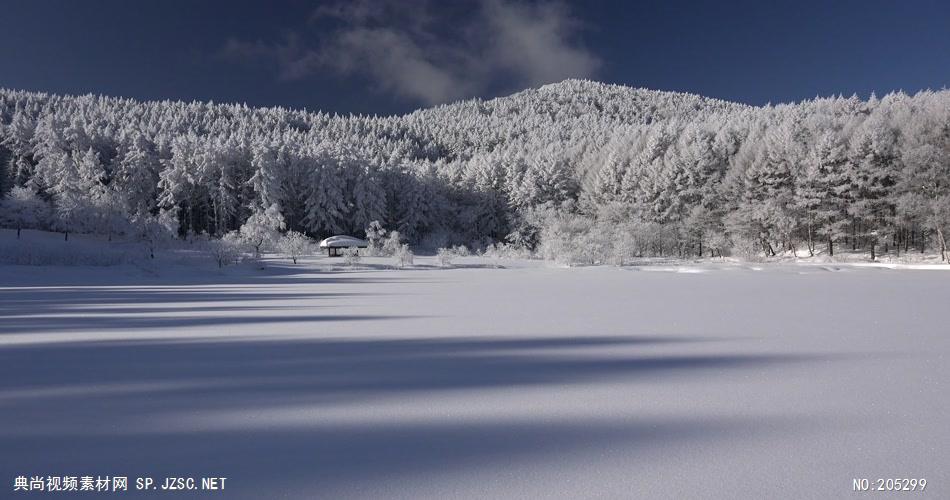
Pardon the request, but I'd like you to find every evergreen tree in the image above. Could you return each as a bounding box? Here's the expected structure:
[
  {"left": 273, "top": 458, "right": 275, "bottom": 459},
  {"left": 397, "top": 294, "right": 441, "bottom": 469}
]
[{"left": 796, "top": 131, "right": 850, "bottom": 255}]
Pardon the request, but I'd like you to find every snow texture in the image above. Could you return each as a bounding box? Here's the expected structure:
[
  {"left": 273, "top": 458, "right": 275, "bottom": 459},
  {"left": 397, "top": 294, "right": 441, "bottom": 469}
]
[{"left": 1, "top": 251, "right": 947, "bottom": 498}]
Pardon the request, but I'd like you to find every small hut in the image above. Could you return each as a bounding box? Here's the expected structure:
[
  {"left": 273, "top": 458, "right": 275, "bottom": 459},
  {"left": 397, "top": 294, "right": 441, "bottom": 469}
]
[{"left": 319, "top": 235, "right": 369, "bottom": 257}]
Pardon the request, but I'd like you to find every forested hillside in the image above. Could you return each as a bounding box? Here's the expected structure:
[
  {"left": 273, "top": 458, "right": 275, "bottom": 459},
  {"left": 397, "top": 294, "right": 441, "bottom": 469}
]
[{"left": 1, "top": 79, "right": 948, "bottom": 261}]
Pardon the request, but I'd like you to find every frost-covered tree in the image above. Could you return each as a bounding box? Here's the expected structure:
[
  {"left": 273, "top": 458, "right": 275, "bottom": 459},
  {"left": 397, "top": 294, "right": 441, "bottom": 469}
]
[
  {"left": 134, "top": 209, "right": 178, "bottom": 259},
  {"left": 392, "top": 243, "right": 414, "bottom": 268},
  {"left": 249, "top": 138, "right": 284, "bottom": 211},
  {"left": 210, "top": 231, "right": 245, "bottom": 268},
  {"left": 114, "top": 133, "right": 161, "bottom": 215},
  {"left": 239, "top": 204, "right": 286, "bottom": 258},
  {"left": 895, "top": 109, "right": 950, "bottom": 260},
  {"left": 380, "top": 230, "right": 405, "bottom": 257},
  {"left": 304, "top": 152, "right": 347, "bottom": 235},
  {"left": 342, "top": 246, "right": 361, "bottom": 267},
  {"left": 513, "top": 153, "right": 578, "bottom": 211},
  {"left": 537, "top": 212, "right": 592, "bottom": 265},
  {"left": 0, "top": 80, "right": 947, "bottom": 261},
  {"left": 2, "top": 109, "right": 37, "bottom": 187},
  {"left": 795, "top": 131, "right": 850, "bottom": 255},
  {"left": 350, "top": 163, "right": 387, "bottom": 234},
  {"left": 278, "top": 231, "right": 313, "bottom": 264},
  {"left": 847, "top": 126, "right": 897, "bottom": 259},
  {"left": 436, "top": 247, "right": 456, "bottom": 267},
  {"left": 0, "top": 186, "right": 49, "bottom": 238},
  {"left": 364, "top": 220, "right": 387, "bottom": 255}
]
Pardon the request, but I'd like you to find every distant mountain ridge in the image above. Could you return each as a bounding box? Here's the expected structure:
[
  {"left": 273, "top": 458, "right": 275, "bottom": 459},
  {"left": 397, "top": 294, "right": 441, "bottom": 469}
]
[{"left": 414, "top": 79, "right": 747, "bottom": 122}]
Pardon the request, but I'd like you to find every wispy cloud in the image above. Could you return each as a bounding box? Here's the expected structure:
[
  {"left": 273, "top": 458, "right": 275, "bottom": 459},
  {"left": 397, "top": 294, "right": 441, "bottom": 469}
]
[{"left": 221, "top": 0, "right": 600, "bottom": 106}]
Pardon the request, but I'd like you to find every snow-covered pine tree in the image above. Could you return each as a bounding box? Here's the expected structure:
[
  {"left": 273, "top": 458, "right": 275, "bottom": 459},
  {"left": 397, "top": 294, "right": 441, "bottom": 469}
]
[
  {"left": 114, "top": 133, "right": 161, "bottom": 216},
  {"left": 795, "top": 131, "right": 850, "bottom": 255},
  {"left": 303, "top": 147, "right": 347, "bottom": 236}
]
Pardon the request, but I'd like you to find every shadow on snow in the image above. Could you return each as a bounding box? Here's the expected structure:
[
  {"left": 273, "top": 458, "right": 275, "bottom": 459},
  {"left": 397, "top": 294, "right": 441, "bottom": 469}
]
[{"left": 0, "top": 273, "right": 857, "bottom": 498}]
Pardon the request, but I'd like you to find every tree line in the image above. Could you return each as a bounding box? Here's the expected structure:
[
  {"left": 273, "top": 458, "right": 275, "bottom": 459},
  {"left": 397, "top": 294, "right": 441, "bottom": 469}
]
[{"left": 1, "top": 79, "right": 948, "bottom": 261}]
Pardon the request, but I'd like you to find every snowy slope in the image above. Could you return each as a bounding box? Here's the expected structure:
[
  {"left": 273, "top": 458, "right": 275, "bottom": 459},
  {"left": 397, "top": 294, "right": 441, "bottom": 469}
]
[
  {"left": 408, "top": 79, "right": 747, "bottom": 135},
  {"left": 0, "top": 256, "right": 947, "bottom": 499}
]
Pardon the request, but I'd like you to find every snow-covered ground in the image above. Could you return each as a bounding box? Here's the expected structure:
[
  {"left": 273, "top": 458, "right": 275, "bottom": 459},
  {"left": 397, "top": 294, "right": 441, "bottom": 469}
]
[{"left": 1, "top": 238, "right": 948, "bottom": 498}]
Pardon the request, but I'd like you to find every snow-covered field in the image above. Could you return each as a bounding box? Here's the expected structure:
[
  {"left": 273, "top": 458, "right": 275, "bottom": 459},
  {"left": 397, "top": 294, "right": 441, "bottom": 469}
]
[{"left": 1, "top": 242, "right": 948, "bottom": 498}]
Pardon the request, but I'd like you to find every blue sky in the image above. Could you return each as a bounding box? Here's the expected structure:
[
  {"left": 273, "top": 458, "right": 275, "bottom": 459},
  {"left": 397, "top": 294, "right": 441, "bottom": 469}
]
[{"left": 1, "top": 0, "right": 948, "bottom": 115}]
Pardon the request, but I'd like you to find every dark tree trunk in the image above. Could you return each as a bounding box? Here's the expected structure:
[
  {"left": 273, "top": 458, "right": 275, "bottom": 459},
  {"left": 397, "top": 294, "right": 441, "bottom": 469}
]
[
  {"left": 851, "top": 219, "right": 858, "bottom": 252},
  {"left": 938, "top": 228, "right": 948, "bottom": 262},
  {"left": 807, "top": 225, "right": 814, "bottom": 257}
]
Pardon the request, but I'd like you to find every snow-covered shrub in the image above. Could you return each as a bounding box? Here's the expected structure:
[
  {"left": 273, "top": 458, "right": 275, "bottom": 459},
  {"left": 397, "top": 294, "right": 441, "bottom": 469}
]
[
  {"left": 635, "top": 221, "right": 683, "bottom": 257},
  {"left": 436, "top": 247, "right": 456, "bottom": 267},
  {"left": 364, "top": 220, "right": 387, "bottom": 256},
  {"left": 451, "top": 245, "right": 470, "bottom": 257},
  {"left": 730, "top": 236, "right": 763, "bottom": 262},
  {"left": 133, "top": 209, "right": 178, "bottom": 259},
  {"left": 0, "top": 186, "right": 50, "bottom": 238},
  {"left": 581, "top": 223, "right": 612, "bottom": 265},
  {"left": 279, "top": 231, "right": 313, "bottom": 264},
  {"left": 342, "top": 246, "right": 361, "bottom": 267},
  {"left": 606, "top": 223, "right": 637, "bottom": 266},
  {"left": 704, "top": 232, "right": 731, "bottom": 258},
  {"left": 393, "top": 243, "right": 414, "bottom": 268},
  {"left": 209, "top": 231, "right": 245, "bottom": 268},
  {"left": 239, "top": 204, "right": 285, "bottom": 258},
  {"left": 482, "top": 242, "right": 532, "bottom": 260},
  {"left": 534, "top": 211, "right": 718, "bottom": 266},
  {"left": 504, "top": 206, "right": 553, "bottom": 251},
  {"left": 724, "top": 200, "right": 794, "bottom": 258},
  {"left": 380, "top": 230, "right": 404, "bottom": 257},
  {"left": 537, "top": 213, "right": 591, "bottom": 266}
]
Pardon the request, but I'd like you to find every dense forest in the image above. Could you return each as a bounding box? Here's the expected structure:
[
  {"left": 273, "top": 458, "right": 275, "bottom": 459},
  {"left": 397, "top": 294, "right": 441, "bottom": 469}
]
[{"left": 1, "top": 79, "right": 949, "bottom": 262}]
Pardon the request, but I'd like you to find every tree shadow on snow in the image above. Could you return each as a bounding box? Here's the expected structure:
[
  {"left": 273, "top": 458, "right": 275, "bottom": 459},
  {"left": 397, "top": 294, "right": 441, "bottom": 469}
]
[
  {"left": 0, "top": 268, "right": 858, "bottom": 498},
  {"left": 0, "top": 285, "right": 420, "bottom": 334},
  {"left": 0, "top": 333, "right": 846, "bottom": 498}
]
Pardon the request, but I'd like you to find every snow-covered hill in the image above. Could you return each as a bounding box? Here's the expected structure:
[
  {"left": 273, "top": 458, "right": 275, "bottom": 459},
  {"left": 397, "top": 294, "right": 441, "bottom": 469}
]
[
  {"left": 405, "top": 78, "right": 749, "bottom": 160},
  {"left": 1, "top": 79, "right": 948, "bottom": 263}
]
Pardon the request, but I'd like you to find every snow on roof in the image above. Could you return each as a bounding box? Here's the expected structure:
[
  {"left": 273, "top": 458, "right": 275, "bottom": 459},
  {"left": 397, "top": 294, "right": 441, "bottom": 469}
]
[{"left": 319, "top": 235, "right": 369, "bottom": 248}]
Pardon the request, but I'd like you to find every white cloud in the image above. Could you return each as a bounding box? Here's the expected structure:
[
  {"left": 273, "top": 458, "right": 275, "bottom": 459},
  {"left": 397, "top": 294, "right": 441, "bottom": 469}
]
[{"left": 222, "top": 0, "right": 600, "bottom": 106}]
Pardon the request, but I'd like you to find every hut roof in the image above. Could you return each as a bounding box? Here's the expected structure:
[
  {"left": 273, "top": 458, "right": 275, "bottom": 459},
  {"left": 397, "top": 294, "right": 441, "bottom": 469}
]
[{"left": 319, "top": 235, "right": 369, "bottom": 248}]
